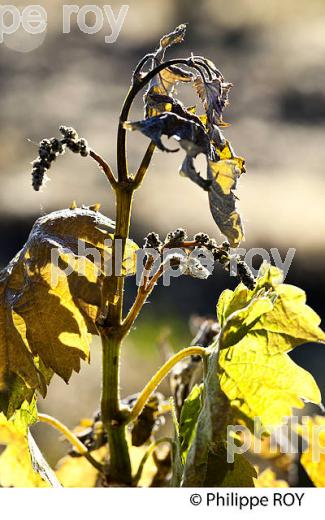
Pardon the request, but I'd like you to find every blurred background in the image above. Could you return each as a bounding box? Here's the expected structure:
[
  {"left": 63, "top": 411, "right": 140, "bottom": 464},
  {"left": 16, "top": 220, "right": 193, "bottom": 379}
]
[{"left": 0, "top": 0, "right": 325, "bottom": 477}]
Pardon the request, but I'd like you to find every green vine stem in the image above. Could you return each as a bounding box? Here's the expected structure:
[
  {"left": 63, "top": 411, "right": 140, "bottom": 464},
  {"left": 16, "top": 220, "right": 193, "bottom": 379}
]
[{"left": 100, "top": 55, "right": 210, "bottom": 485}]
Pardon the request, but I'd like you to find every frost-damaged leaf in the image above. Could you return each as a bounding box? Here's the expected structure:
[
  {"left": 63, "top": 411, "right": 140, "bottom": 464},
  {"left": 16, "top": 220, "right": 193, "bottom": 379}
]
[
  {"left": 125, "top": 112, "right": 247, "bottom": 245},
  {"left": 296, "top": 416, "right": 325, "bottom": 487},
  {"left": 194, "top": 77, "right": 233, "bottom": 126},
  {"left": 124, "top": 113, "right": 212, "bottom": 191},
  {"left": 130, "top": 30, "right": 248, "bottom": 247},
  {"left": 146, "top": 66, "right": 193, "bottom": 111},
  {"left": 124, "top": 113, "right": 210, "bottom": 155},
  {"left": 219, "top": 346, "right": 321, "bottom": 428},
  {"left": 208, "top": 158, "right": 245, "bottom": 247},
  {"left": 0, "top": 207, "right": 138, "bottom": 416},
  {"left": 159, "top": 24, "right": 187, "bottom": 50},
  {"left": 217, "top": 263, "right": 325, "bottom": 354},
  {"left": 144, "top": 24, "right": 193, "bottom": 113}
]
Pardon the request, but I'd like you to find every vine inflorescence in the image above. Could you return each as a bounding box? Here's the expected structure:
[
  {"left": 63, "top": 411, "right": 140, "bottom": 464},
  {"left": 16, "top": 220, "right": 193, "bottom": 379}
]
[{"left": 31, "top": 126, "right": 89, "bottom": 191}]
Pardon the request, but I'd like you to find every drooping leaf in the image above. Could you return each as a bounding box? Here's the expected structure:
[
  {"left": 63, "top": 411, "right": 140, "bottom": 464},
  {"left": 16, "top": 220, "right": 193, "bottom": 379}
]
[
  {"left": 124, "top": 113, "right": 210, "bottom": 155},
  {"left": 146, "top": 66, "right": 193, "bottom": 107},
  {"left": 0, "top": 207, "right": 138, "bottom": 416},
  {"left": 179, "top": 384, "right": 203, "bottom": 464},
  {"left": 207, "top": 158, "right": 245, "bottom": 247},
  {"left": 159, "top": 24, "right": 187, "bottom": 50},
  {"left": 219, "top": 346, "right": 321, "bottom": 428},
  {"left": 194, "top": 76, "right": 232, "bottom": 126},
  {"left": 124, "top": 113, "right": 214, "bottom": 195},
  {"left": 143, "top": 24, "right": 193, "bottom": 118}
]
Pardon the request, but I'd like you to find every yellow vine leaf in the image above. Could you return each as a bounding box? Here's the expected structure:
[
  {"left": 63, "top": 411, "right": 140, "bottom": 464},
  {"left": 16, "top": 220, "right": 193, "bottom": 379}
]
[
  {"left": 219, "top": 346, "right": 321, "bottom": 428},
  {"left": 296, "top": 416, "right": 325, "bottom": 487},
  {"left": 0, "top": 207, "right": 138, "bottom": 416},
  {"left": 55, "top": 447, "right": 107, "bottom": 488},
  {"left": 254, "top": 467, "right": 289, "bottom": 488},
  {"left": 55, "top": 435, "right": 159, "bottom": 487},
  {"left": 219, "top": 294, "right": 274, "bottom": 349},
  {"left": 218, "top": 263, "right": 325, "bottom": 353},
  {"left": 216, "top": 264, "right": 324, "bottom": 430},
  {"left": 0, "top": 401, "right": 57, "bottom": 488}
]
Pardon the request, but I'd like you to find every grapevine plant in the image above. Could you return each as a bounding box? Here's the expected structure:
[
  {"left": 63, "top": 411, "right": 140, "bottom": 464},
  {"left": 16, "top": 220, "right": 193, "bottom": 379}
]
[{"left": 0, "top": 25, "right": 325, "bottom": 488}]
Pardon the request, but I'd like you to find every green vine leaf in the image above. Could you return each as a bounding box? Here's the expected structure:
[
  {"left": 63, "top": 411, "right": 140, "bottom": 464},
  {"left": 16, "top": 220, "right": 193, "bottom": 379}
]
[
  {"left": 181, "top": 348, "right": 231, "bottom": 486},
  {"left": 204, "top": 443, "right": 256, "bottom": 487},
  {"left": 0, "top": 207, "right": 138, "bottom": 416},
  {"left": 179, "top": 384, "right": 203, "bottom": 464}
]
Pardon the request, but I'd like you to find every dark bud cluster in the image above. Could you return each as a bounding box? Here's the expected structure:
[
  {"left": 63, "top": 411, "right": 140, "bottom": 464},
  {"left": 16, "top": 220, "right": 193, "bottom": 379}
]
[
  {"left": 31, "top": 126, "right": 90, "bottom": 191},
  {"left": 236, "top": 259, "right": 256, "bottom": 290},
  {"left": 194, "top": 232, "right": 210, "bottom": 244},
  {"left": 165, "top": 228, "right": 187, "bottom": 245},
  {"left": 204, "top": 239, "right": 230, "bottom": 266},
  {"left": 69, "top": 410, "right": 107, "bottom": 457},
  {"left": 144, "top": 232, "right": 162, "bottom": 251},
  {"left": 131, "top": 393, "right": 164, "bottom": 447},
  {"left": 59, "top": 126, "right": 90, "bottom": 157},
  {"left": 32, "top": 138, "right": 64, "bottom": 191}
]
